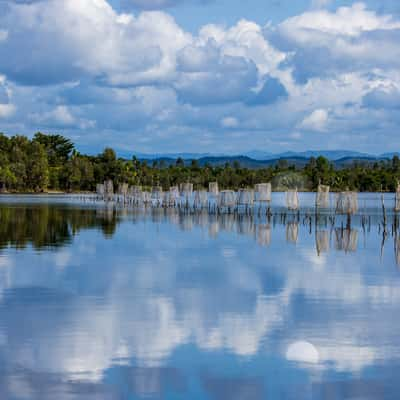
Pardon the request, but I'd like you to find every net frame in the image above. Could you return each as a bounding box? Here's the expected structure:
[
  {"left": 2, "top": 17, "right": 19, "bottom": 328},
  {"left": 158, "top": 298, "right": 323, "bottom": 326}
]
[
  {"left": 335, "top": 191, "right": 358, "bottom": 215},
  {"left": 396, "top": 184, "right": 400, "bottom": 212},
  {"left": 286, "top": 189, "right": 299, "bottom": 210},
  {"left": 237, "top": 189, "right": 254, "bottom": 206},
  {"left": 96, "top": 183, "right": 105, "bottom": 197},
  {"left": 316, "top": 184, "right": 330, "bottom": 208},
  {"left": 194, "top": 190, "right": 208, "bottom": 209},
  {"left": 254, "top": 183, "right": 272, "bottom": 202},
  {"left": 209, "top": 182, "right": 219, "bottom": 195},
  {"left": 219, "top": 190, "right": 236, "bottom": 208},
  {"left": 118, "top": 183, "right": 129, "bottom": 196},
  {"left": 104, "top": 180, "right": 114, "bottom": 201}
]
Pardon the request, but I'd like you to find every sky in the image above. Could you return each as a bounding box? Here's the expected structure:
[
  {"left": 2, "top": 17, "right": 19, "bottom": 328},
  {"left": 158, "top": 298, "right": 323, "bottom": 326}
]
[{"left": 0, "top": 0, "right": 400, "bottom": 155}]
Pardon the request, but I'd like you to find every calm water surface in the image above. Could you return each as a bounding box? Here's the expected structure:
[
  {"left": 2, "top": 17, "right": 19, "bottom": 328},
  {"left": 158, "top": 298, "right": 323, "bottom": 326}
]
[{"left": 0, "top": 194, "right": 399, "bottom": 399}]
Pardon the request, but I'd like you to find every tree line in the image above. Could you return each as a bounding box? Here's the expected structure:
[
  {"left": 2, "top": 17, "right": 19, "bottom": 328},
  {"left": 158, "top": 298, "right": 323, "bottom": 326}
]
[{"left": 0, "top": 132, "right": 399, "bottom": 193}]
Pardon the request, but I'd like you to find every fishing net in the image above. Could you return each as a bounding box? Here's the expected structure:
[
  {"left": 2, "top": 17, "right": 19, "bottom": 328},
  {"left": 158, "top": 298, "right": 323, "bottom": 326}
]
[
  {"left": 96, "top": 184, "right": 105, "bottom": 197},
  {"left": 335, "top": 192, "right": 358, "bottom": 215},
  {"left": 180, "top": 183, "right": 193, "bottom": 195},
  {"left": 118, "top": 183, "right": 129, "bottom": 196},
  {"left": 194, "top": 190, "right": 208, "bottom": 209},
  {"left": 165, "top": 186, "right": 179, "bottom": 206},
  {"left": 316, "top": 185, "right": 330, "bottom": 208},
  {"left": 219, "top": 190, "right": 236, "bottom": 208},
  {"left": 104, "top": 180, "right": 114, "bottom": 200},
  {"left": 286, "top": 189, "right": 299, "bottom": 210},
  {"left": 237, "top": 189, "right": 254, "bottom": 205},
  {"left": 209, "top": 182, "right": 219, "bottom": 195},
  {"left": 396, "top": 184, "right": 400, "bottom": 212},
  {"left": 151, "top": 186, "right": 163, "bottom": 206},
  {"left": 254, "top": 183, "right": 272, "bottom": 202}
]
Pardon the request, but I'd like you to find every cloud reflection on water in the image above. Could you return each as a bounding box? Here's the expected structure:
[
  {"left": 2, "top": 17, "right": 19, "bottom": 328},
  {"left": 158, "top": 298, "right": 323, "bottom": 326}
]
[{"left": 0, "top": 204, "right": 399, "bottom": 398}]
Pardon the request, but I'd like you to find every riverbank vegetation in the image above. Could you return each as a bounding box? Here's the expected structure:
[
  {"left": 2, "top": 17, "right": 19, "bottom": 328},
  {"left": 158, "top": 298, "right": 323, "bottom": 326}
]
[{"left": 0, "top": 132, "right": 399, "bottom": 193}]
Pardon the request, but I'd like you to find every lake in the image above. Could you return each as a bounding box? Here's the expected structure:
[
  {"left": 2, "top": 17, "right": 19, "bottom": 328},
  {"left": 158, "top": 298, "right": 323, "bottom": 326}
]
[{"left": 0, "top": 194, "right": 399, "bottom": 399}]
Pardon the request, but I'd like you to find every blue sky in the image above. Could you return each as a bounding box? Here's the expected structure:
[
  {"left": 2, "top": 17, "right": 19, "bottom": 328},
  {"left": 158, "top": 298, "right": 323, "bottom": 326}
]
[{"left": 0, "top": 0, "right": 399, "bottom": 155}]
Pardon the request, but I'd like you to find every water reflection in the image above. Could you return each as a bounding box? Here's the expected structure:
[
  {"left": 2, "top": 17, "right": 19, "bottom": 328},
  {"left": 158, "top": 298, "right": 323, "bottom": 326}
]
[
  {"left": 2, "top": 204, "right": 400, "bottom": 263},
  {"left": 0, "top": 204, "right": 118, "bottom": 250},
  {"left": 0, "top": 200, "right": 399, "bottom": 399}
]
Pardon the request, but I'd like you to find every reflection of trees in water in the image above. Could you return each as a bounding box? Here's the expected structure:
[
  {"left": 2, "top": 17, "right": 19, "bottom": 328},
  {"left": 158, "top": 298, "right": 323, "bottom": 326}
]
[
  {"left": 0, "top": 205, "right": 118, "bottom": 250},
  {"left": 1, "top": 203, "right": 396, "bottom": 258}
]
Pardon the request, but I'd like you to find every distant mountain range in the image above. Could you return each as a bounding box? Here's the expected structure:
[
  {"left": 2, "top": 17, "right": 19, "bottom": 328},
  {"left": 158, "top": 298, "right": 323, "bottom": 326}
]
[{"left": 124, "top": 150, "right": 400, "bottom": 167}]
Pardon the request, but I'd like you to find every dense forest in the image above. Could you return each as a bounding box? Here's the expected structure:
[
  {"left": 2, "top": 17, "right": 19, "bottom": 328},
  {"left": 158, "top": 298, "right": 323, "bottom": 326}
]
[{"left": 0, "top": 132, "right": 400, "bottom": 193}]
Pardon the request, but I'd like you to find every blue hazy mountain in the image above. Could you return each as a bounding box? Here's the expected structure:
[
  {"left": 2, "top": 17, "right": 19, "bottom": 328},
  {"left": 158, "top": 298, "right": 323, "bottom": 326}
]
[{"left": 126, "top": 149, "right": 383, "bottom": 161}]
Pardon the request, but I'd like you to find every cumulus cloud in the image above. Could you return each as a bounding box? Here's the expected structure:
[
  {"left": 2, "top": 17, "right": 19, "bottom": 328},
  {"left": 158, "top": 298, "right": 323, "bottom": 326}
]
[
  {"left": 270, "top": 3, "right": 400, "bottom": 82},
  {"left": 0, "top": 103, "right": 15, "bottom": 118},
  {"left": 362, "top": 86, "right": 400, "bottom": 109},
  {"left": 220, "top": 116, "right": 239, "bottom": 128},
  {"left": 30, "top": 105, "right": 95, "bottom": 129},
  {"left": 0, "top": 0, "right": 191, "bottom": 85},
  {"left": 299, "top": 109, "right": 329, "bottom": 132},
  {"left": 0, "top": 0, "right": 398, "bottom": 152}
]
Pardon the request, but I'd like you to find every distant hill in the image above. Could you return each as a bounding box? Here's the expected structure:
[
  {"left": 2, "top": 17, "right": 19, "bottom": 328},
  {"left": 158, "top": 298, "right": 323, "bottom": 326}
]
[
  {"left": 127, "top": 149, "right": 394, "bottom": 162},
  {"left": 121, "top": 148, "right": 399, "bottom": 170}
]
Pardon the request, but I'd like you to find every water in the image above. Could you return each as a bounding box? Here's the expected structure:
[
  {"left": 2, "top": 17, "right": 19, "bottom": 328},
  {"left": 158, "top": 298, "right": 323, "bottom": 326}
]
[{"left": 0, "top": 195, "right": 399, "bottom": 399}]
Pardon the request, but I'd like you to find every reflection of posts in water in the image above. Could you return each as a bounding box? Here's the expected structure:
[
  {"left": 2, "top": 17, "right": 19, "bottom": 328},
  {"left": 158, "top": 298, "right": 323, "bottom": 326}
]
[
  {"left": 316, "top": 230, "right": 329, "bottom": 255},
  {"left": 334, "top": 228, "right": 358, "bottom": 252},
  {"left": 178, "top": 213, "right": 194, "bottom": 231},
  {"left": 395, "top": 237, "right": 400, "bottom": 266},
  {"left": 208, "top": 218, "right": 220, "bottom": 238},
  {"left": 286, "top": 222, "right": 299, "bottom": 244},
  {"left": 237, "top": 216, "right": 254, "bottom": 236},
  {"left": 257, "top": 224, "right": 271, "bottom": 247},
  {"left": 220, "top": 214, "right": 235, "bottom": 232}
]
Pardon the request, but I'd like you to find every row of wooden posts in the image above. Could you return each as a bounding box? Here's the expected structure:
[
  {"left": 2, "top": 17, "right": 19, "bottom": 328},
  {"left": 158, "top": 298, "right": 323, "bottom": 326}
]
[{"left": 93, "top": 181, "right": 400, "bottom": 214}]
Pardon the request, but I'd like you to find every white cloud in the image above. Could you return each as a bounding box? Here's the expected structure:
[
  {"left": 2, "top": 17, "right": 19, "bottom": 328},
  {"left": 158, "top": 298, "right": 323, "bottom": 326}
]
[
  {"left": 221, "top": 116, "right": 239, "bottom": 128},
  {"left": 280, "top": 3, "right": 400, "bottom": 38},
  {"left": 30, "top": 105, "right": 95, "bottom": 129},
  {"left": 0, "top": 103, "right": 15, "bottom": 118},
  {"left": 299, "top": 108, "right": 329, "bottom": 131},
  {"left": 0, "top": 30, "right": 8, "bottom": 41}
]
